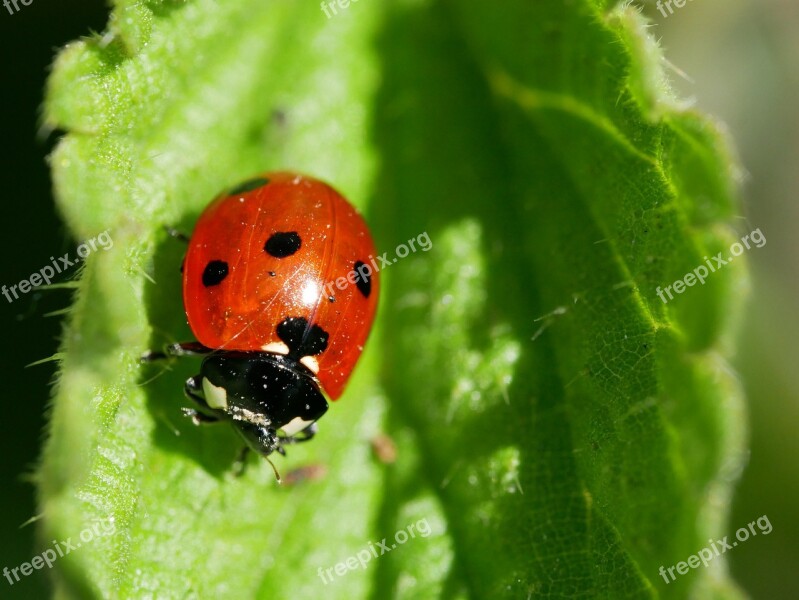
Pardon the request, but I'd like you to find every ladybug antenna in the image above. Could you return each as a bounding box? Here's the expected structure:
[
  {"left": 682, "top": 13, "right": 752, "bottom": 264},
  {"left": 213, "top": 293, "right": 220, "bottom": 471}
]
[{"left": 265, "top": 456, "right": 282, "bottom": 484}]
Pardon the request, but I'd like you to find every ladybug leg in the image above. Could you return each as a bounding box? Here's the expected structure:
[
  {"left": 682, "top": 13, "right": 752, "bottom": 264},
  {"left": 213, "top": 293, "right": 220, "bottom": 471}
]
[
  {"left": 233, "top": 444, "right": 282, "bottom": 482},
  {"left": 140, "top": 341, "right": 213, "bottom": 362},
  {"left": 279, "top": 423, "right": 318, "bottom": 445},
  {"left": 181, "top": 375, "right": 220, "bottom": 425},
  {"left": 164, "top": 226, "right": 190, "bottom": 243},
  {"left": 140, "top": 348, "right": 168, "bottom": 362},
  {"left": 182, "top": 407, "right": 219, "bottom": 425},
  {"left": 294, "top": 422, "right": 318, "bottom": 442},
  {"left": 167, "top": 341, "right": 214, "bottom": 357},
  {"left": 232, "top": 446, "right": 251, "bottom": 476}
]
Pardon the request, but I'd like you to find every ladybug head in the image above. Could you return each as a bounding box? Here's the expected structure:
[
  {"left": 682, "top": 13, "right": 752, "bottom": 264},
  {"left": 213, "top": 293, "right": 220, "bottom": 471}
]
[{"left": 196, "top": 352, "right": 328, "bottom": 457}]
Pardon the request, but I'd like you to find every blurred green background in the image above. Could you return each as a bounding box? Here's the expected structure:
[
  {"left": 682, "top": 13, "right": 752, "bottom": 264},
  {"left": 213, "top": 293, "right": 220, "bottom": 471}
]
[
  {"left": 653, "top": 1, "right": 799, "bottom": 597},
  {"left": 0, "top": 0, "right": 795, "bottom": 598}
]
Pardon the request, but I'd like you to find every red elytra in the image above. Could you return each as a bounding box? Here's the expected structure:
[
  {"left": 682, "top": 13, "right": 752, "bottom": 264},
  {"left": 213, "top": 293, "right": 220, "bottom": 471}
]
[{"left": 182, "top": 172, "right": 378, "bottom": 400}]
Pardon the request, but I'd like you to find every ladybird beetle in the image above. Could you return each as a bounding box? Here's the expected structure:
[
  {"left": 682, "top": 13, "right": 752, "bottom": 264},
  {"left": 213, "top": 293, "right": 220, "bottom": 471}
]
[{"left": 155, "top": 172, "right": 378, "bottom": 465}]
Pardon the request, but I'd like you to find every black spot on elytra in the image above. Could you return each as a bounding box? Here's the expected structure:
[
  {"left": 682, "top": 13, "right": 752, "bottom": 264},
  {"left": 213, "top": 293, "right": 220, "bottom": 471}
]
[
  {"left": 354, "top": 260, "right": 372, "bottom": 298},
  {"left": 265, "top": 232, "right": 301, "bottom": 258},
  {"left": 202, "top": 260, "right": 228, "bottom": 287},
  {"left": 276, "top": 317, "right": 329, "bottom": 358},
  {"left": 229, "top": 177, "right": 270, "bottom": 196}
]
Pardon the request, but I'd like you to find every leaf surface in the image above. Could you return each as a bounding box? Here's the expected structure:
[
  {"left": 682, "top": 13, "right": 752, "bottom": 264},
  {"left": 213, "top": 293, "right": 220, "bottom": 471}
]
[{"left": 41, "top": 1, "right": 747, "bottom": 598}]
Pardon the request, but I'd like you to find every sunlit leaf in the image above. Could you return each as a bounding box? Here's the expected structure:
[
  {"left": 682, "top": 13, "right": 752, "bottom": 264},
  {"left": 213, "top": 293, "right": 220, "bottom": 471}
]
[{"left": 40, "top": 0, "right": 747, "bottom": 597}]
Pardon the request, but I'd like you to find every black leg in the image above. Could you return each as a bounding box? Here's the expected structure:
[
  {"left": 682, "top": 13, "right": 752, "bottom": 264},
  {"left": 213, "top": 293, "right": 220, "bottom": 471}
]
[
  {"left": 140, "top": 348, "right": 169, "bottom": 362},
  {"left": 182, "top": 407, "right": 220, "bottom": 425},
  {"left": 184, "top": 374, "right": 206, "bottom": 403},
  {"left": 164, "top": 226, "right": 190, "bottom": 243},
  {"left": 232, "top": 446, "right": 251, "bottom": 477},
  {"left": 233, "top": 436, "right": 286, "bottom": 483},
  {"left": 168, "top": 341, "right": 214, "bottom": 357},
  {"left": 182, "top": 375, "right": 222, "bottom": 424},
  {"left": 279, "top": 423, "right": 318, "bottom": 445},
  {"left": 140, "top": 341, "right": 213, "bottom": 363}
]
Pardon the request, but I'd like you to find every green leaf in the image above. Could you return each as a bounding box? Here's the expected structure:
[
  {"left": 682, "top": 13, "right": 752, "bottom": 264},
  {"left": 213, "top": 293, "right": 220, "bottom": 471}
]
[{"left": 39, "top": 0, "right": 748, "bottom": 598}]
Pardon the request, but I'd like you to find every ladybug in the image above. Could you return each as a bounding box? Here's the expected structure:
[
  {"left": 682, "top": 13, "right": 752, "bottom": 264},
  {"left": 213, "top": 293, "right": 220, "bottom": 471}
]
[{"left": 154, "top": 172, "right": 378, "bottom": 467}]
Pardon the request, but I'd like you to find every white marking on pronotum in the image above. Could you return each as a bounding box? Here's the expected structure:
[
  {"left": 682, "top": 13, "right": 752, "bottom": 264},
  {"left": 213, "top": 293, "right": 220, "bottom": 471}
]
[
  {"left": 300, "top": 356, "right": 320, "bottom": 374},
  {"left": 202, "top": 379, "right": 229, "bottom": 410},
  {"left": 280, "top": 416, "right": 314, "bottom": 437},
  {"left": 262, "top": 341, "right": 290, "bottom": 355}
]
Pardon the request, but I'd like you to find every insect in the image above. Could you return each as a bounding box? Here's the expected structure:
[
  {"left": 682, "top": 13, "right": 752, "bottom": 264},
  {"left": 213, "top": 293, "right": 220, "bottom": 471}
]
[{"left": 148, "top": 172, "right": 378, "bottom": 474}]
